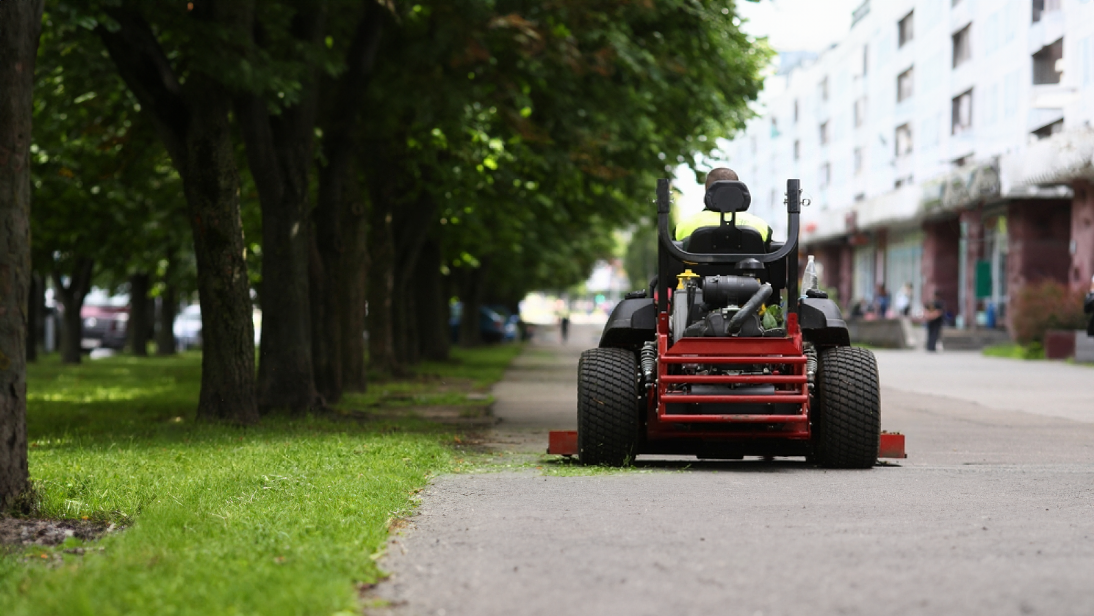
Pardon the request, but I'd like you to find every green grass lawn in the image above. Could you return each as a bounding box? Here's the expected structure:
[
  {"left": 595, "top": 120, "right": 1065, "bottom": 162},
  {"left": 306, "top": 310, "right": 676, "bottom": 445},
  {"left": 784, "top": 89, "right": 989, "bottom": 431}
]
[
  {"left": 1, "top": 344, "right": 521, "bottom": 616},
  {"left": 982, "top": 342, "right": 1045, "bottom": 360}
]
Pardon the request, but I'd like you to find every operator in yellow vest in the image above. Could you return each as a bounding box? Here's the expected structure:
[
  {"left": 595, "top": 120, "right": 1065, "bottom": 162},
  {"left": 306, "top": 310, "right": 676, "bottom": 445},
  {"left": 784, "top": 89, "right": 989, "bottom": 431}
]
[{"left": 675, "top": 167, "right": 772, "bottom": 247}]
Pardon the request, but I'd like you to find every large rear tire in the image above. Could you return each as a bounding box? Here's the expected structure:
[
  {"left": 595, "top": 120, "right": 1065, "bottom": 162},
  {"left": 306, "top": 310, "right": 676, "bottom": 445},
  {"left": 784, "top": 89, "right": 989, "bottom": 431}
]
[
  {"left": 812, "top": 346, "right": 881, "bottom": 469},
  {"left": 577, "top": 348, "right": 641, "bottom": 466}
]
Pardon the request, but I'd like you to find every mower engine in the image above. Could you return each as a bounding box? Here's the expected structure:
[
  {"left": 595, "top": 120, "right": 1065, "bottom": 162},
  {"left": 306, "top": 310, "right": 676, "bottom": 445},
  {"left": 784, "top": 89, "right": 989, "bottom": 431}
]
[{"left": 672, "top": 272, "right": 776, "bottom": 341}]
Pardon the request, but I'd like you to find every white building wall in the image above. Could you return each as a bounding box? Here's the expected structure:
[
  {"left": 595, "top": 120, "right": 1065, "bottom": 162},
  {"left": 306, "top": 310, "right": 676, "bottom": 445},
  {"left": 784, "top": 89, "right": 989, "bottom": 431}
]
[{"left": 724, "top": 0, "right": 1094, "bottom": 246}]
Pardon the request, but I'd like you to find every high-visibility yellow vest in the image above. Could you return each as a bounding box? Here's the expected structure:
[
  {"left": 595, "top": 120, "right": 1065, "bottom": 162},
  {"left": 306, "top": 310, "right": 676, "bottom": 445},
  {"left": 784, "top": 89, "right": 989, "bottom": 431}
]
[{"left": 675, "top": 210, "right": 772, "bottom": 243}]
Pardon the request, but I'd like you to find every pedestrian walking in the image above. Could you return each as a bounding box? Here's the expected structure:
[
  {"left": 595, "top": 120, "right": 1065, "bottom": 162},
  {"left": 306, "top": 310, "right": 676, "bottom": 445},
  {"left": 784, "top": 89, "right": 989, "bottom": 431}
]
[
  {"left": 924, "top": 291, "right": 945, "bottom": 352},
  {"left": 559, "top": 312, "right": 570, "bottom": 344},
  {"left": 874, "top": 284, "right": 891, "bottom": 317},
  {"left": 894, "top": 282, "right": 913, "bottom": 316}
]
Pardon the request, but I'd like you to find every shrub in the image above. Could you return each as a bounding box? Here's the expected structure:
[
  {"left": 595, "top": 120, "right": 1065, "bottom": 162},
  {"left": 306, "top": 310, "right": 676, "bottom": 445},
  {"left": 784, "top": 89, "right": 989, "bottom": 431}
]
[{"left": 1011, "top": 280, "right": 1088, "bottom": 345}]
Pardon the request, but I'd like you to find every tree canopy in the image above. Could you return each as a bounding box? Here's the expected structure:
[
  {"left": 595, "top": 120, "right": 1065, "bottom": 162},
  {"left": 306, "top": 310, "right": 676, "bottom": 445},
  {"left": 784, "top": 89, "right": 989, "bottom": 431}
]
[{"left": 22, "top": 0, "right": 772, "bottom": 411}]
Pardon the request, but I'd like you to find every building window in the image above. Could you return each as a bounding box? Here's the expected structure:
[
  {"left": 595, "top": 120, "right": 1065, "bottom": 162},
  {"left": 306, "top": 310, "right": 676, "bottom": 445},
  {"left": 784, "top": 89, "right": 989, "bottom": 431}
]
[
  {"left": 854, "top": 147, "right": 864, "bottom": 175},
  {"left": 1032, "top": 119, "right": 1063, "bottom": 140},
  {"left": 1032, "top": 0, "right": 1062, "bottom": 24},
  {"left": 794, "top": 99, "right": 799, "bottom": 123},
  {"left": 750, "top": 136, "right": 757, "bottom": 154},
  {"left": 897, "top": 67, "right": 914, "bottom": 102},
  {"left": 794, "top": 140, "right": 800, "bottom": 160},
  {"left": 862, "top": 44, "right": 869, "bottom": 76},
  {"left": 771, "top": 117, "right": 780, "bottom": 138},
  {"left": 819, "top": 162, "right": 831, "bottom": 188},
  {"left": 898, "top": 11, "right": 914, "bottom": 48},
  {"left": 854, "top": 97, "right": 867, "bottom": 127},
  {"left": 1032, "top": 38, "right": 1064, "bottom": 84},
  {"left": 952, "top": 89, "right": 973, "bottom": 135},
  {"left": 953, "top": 25, "right": 971, "bottom": 68},
  {"left": 819, "top": 121, "right": 829, "bottom": 145},
  {"left": 895, "top": 123, "right": 913, "bottom": 157},
  {"left": 819, "top": 77, "right": 829, "bottom": 101}
]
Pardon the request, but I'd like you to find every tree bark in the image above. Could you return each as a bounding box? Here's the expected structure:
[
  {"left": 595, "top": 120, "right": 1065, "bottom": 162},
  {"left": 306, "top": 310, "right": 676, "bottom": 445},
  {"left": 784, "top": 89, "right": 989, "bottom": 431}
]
[
  {"left": 391, "top": 195, "right": 436, "bottom": 365},
  {"left": 26, "top": 273, "right": 42, "bottom": 362},
  {"left": 52, "top": 259, "right": 94, "bottom": 365},
  {"left": 458, "top": 262, "right": 489, "bottom": 347},
  {"left": 308, "top": 224, "right": 340, "bottom": 403},
  {"left": 0, "top": 0, "right": 42, "bottom": 511},
  {"left": 339, "top": 178, "right": 368, "bottom": 392},
  {"left": 414, "top": 239, "right": 450, "bottom": 361},
  {"left": 312, "top": 3, "right": 386, "bottom": 400},
  {"left": 236, "top": 6, "right": 324, "bottom": 413},
  {"left": 156, "top": 278, "right": 178, "bottom": 356},
  {"left": 182, "top": 77, "right": 259, "bottom": 424},
  {"left": 128, "top": 272, "right": 151, "bottom": 356},
  {"left": 98, "top": 7, "right": 258, "bottom": 424},
  {"left": 367, "top": 199, "right": 397, "bottom": 374}
]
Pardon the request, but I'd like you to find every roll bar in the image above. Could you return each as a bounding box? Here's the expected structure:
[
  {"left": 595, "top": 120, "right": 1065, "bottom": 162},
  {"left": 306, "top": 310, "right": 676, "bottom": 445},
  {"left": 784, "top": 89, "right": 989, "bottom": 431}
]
[
  {"left": 656, "top": 178, "right": 802, "bottom": 316},
  {"left": 656, "top": 178, "right": 800, "bottom": 265}
]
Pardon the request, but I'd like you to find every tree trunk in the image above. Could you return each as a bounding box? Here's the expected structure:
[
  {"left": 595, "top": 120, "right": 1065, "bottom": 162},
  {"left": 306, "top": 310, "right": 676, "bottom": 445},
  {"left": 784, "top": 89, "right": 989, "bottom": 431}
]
[
  {"left": 236, "top": 6, "right": 324, "bottom": 413},
  {"left": 128, "top": 272, "right": 151, "bottom": 356},
  {"left": 391, "top": 196, "right": 435, "bottom": 365},
  {"left": 26, "top": 273, "right": 41, "bottom": 362},
  {"left": 156, "top": 280, "right": 177, "bottom": 356},
  {"left": 339, "top": 183, "right": 368, "bottom": 392},
  {"left": 52, "top": 259, "right": 94, "bottom": 365},
  {"left": 414, "top": 240, "right": 450, "bottom": 361},
  {"left": 0, "top": 0, "right": 42, "bottom": 511},
  {"left": 182, "top": 79, "right": 259, "bottom": 424},
  {"left": 238, "top": 97, "right": 320, "bottom": 412},
  {"left": 308, "top": 226, "right": 340, "bottom": 404},
  {"left": 458, "top": 263, "right": 489, "bottom": 347},
  {"left": 311, "top": 3, "right": 385, "bottom": 400},
  {"left": 98, "top": 8, "right": 259, "bottom": 425},
  {"left": 367, "top": 198, "right": 397, "bottom": 374}
]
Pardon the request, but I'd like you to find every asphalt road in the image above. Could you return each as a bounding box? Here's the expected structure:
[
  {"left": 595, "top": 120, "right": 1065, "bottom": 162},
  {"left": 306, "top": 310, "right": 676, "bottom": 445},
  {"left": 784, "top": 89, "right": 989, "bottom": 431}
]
[{"left": 372, "top": 325, "right": 1094, "bottom": 616}]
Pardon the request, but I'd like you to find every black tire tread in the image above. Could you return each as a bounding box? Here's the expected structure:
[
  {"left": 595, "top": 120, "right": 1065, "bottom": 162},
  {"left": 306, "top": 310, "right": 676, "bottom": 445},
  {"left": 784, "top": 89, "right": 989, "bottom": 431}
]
[
  {"left": 813, "top": 346, "right": 881, "bottom": 468},
  {"left": 577, "top": 348, "right": 641, "bottom": 466}
]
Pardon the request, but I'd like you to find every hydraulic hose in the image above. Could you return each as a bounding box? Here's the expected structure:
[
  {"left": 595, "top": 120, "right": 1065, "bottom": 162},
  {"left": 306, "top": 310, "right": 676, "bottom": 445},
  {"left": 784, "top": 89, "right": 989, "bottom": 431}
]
[{"left": 726, "top": 283, "right": 772, "bottom": 334}]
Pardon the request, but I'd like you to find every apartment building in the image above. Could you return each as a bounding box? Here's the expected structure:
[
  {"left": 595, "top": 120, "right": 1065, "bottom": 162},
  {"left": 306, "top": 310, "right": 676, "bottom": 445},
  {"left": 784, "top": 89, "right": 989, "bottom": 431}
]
[{"left": 724, "top": 0, "right": 1094, "bottom": 333}]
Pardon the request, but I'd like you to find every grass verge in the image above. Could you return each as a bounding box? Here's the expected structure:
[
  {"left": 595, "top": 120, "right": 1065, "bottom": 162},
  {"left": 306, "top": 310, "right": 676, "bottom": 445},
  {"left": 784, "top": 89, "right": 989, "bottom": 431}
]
[
  {"left": 1, "top": 344, "right": 521, "bottom": 616},
  {"left": 982, "top": 342, "right": 1045, "bottom": 360}
]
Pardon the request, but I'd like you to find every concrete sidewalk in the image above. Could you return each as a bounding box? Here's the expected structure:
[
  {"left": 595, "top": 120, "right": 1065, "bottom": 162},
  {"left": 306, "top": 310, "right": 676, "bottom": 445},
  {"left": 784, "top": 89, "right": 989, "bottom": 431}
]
[
  {"left": 873, "top": 348, "right": 1094, "bottom": 424},
  {"left": 369, "top": 329, "right": 1094, "bottom": 616}
]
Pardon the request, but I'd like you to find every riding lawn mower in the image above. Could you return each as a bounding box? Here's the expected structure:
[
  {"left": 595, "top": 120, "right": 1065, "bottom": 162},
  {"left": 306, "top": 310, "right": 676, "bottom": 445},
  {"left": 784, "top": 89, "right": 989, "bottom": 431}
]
[{"left": 548, "top": 178, "right": 905, "bottom": 467}]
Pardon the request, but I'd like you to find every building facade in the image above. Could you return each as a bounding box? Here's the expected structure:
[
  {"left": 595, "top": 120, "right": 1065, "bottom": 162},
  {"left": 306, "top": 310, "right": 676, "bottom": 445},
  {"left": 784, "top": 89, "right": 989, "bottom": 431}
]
[{"left": 725, "top": 0, "right": 1094, "bottom": 333}]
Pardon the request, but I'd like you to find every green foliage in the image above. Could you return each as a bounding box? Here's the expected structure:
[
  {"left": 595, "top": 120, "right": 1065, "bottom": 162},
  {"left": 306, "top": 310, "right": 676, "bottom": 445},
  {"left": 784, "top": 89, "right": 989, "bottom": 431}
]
[
  {"left": 31, "top": 6, "right": 192, "bottom": 288},
  {"left": 1010, "top": 280, "right": 1087, "bottom": 345},
  {"left": 0, "top": 345, "right": 518, "bottom": 615},
  {"left": 623, "top": 221, "right": 658, "bottom": 291},
  {"left": 362, "top": 0, "right": 771, "bottom": 302}
]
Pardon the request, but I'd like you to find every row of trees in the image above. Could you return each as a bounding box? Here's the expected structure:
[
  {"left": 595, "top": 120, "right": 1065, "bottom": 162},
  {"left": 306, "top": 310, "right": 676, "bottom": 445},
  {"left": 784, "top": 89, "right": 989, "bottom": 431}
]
[{"left": 1, "top": 0, "right": 769, "bottom": 508}]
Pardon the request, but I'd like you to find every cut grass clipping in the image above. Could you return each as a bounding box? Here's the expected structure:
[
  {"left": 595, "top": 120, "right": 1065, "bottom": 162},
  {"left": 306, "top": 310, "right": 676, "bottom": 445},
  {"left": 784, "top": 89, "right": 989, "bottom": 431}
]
[{"left": 0, "top": 344, "right": 520, "bottom": 615}]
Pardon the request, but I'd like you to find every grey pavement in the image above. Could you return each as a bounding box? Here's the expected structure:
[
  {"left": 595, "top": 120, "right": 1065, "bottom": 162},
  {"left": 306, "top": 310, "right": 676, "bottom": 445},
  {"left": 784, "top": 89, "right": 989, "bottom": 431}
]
[{"left": 373, "top": 325, "right": 1094, "bottom": 616}]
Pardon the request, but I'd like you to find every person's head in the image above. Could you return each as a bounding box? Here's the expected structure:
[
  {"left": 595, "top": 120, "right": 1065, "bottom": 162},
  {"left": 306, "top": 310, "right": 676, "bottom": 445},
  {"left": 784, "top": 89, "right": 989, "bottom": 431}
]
[{"left": 704, "top": 167, "right": 739, "bottom": 191}]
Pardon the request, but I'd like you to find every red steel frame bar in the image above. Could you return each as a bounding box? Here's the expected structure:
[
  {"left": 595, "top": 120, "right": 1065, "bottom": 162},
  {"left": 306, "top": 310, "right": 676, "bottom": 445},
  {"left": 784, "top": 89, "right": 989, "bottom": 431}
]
[
  {"left": 660, "top": 374, "right": 806, "bottom": 384},
  {"left": 648, "top": 312, "right": 812, "bottom": 441}
]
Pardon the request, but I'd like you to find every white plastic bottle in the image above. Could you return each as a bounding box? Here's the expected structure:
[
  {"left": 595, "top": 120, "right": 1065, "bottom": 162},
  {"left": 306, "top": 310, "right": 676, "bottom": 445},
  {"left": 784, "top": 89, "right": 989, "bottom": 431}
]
[{"left": 801, "top": 254, "right": 817, "bottom": 298}]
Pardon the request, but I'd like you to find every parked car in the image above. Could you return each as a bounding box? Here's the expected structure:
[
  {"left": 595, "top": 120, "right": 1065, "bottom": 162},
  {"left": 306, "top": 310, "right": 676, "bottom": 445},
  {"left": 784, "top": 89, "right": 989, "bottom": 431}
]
[
  {"left": 80, "top": 304, "right": 129, "bottom": 351},
  {"left": 173, "top": 304, "right": 263, "bottom": 351},
  {"left": 173, "top": 304, "right": 203, "bottom": 351},
  {"left": 449, "top": 303, "right": 508, "bottom": 343}
]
